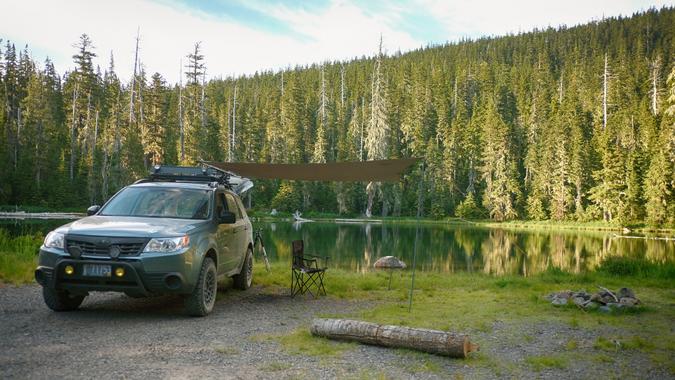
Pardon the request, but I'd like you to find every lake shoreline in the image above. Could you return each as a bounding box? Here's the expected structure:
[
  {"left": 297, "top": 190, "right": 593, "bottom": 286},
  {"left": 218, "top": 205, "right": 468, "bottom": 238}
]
[
  {"left": 251, "top": 214, "right": 675, "bottom": 235},
  {"left": 3, "top": 204, "right": 674, "bottom": 235}
]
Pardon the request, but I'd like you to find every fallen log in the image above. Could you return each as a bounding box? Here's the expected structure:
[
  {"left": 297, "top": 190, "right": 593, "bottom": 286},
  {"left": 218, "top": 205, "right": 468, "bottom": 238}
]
[{"left": 310, "top": 318, "right": 479, "bottom": 358}]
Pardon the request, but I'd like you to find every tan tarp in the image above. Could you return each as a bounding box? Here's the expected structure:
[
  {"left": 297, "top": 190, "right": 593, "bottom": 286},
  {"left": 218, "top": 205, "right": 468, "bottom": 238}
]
[{"left": 204, "top": 158, "right": 419, "bottom": 182}]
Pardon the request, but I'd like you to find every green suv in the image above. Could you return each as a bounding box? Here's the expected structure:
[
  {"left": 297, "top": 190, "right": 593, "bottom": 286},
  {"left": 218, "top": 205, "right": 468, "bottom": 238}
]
[{"left": 35, "top": 166, "right": 254, "bottom": 316}]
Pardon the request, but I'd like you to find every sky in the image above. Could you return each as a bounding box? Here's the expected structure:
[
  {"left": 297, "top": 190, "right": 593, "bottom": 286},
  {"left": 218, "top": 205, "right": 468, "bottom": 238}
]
[{"left": 1, "top": 0, "right": 672, "bottom": 84}]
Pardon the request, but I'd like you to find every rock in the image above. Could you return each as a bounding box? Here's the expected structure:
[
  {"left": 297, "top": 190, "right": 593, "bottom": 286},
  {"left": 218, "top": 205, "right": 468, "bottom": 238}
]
[
  {"left": 573, "top": 291, "right": 591, "bottom": 300},
  {"left": 549, "top": 287, "right": 643, "bottom": 312},
  {"left": 619, "top": 297, "right": 638, "bottom": 307},
  {"left": 373, "top": 256, "right": 407, "bottom": 269},
  {"left": 548, "top": 291, "right": 573, "bottom": 300},
  {"left": 617, "top": 287, "right": 636, "bottom": 299},
  {"left": 551, "top": 298, "right": 568, "bottom": 306},
  {"left": 572, "top": 297, "right": 587, "bottom": 306}
]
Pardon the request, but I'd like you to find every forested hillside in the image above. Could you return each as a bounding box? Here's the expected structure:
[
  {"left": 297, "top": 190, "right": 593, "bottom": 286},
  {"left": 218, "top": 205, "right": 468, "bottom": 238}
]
[{"left": 1, "top": 8, "right": 674, "bottom": 225}]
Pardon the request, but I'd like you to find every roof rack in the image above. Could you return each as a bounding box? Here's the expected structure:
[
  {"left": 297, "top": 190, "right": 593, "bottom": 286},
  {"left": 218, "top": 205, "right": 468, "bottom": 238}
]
[
  {"left": 146, "top": 165, "right": 229, "bottom": 184},
  {"left": 136, "top": 164, "right": 254, "bottom": 195}
]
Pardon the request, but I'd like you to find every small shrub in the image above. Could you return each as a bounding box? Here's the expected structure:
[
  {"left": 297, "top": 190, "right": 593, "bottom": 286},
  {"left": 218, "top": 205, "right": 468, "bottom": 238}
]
[
  {"left": 597, "top": 257, "right": 675, "bottom": 279},
  {"left": 455, "top": 193, "right": 483, "bottom": 219}
]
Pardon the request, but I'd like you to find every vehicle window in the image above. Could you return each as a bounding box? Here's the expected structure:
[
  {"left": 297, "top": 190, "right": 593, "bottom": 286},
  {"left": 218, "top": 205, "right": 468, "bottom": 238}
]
[
  {"left": 215, "top": 193, "right": 228, "bottom": 218},
  {"left": 235, "top": 196, "right": 248, "bottom": 218},
  {"left": 225, "top": 194, "right": 241, "bottom": 220},
  {"left": 100, "top": 187, "right": 211, "bottom": 219}
]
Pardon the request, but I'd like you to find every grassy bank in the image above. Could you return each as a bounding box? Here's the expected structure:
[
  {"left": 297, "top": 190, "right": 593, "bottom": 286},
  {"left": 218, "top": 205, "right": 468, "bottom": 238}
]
[
  {"left": 253, "top": 260, "right": 675, "bottom": 375},
  {"left": 0, "top": 205, "right": 86, "bottom": 213},
  {"left": 0, "top": 230, "right": 42, "bottom": 284}
]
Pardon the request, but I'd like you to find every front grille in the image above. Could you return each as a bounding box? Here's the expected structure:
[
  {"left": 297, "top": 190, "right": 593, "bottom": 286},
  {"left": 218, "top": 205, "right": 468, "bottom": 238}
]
[{"left": 65, "top": 235, "right": 148, "bottom": 258}]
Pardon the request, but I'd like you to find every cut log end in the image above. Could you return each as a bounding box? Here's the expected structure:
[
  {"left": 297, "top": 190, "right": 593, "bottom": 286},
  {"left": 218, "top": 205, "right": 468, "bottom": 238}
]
[{"left": 466, "top": 341, "right": 480, "bottom": 356}]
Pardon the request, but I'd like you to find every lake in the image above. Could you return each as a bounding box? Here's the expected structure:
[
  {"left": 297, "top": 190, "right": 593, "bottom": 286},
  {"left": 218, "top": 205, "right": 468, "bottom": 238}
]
[{"left": 2, "top": 218, "right": 673, "bottom": 276}]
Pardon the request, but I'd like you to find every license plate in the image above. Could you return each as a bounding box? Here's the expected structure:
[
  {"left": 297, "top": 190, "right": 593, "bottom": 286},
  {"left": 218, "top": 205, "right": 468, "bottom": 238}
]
[{"left": 82, "top": 264, "right": 111, "bottom": 277}]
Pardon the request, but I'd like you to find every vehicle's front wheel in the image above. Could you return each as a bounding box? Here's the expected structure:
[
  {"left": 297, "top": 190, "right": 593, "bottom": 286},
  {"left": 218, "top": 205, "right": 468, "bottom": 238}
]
[
  {"left": 233, "top": 247, "right": 253, "bottom": 290},
  {"left": 184, "top": 257, "right": 217, "bottom": 317},
  {"left": 42, "top": 286, "right": 85, "bottom": 311}
]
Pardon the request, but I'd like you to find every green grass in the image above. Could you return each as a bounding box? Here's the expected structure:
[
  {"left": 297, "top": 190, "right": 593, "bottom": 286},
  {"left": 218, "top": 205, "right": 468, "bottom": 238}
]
[
  {"left": 259, "top": 361, "right": 292, "bottom": 372},
  {"left": 0, "top": 204, "right": 85, "bottom": 213},
  {"left": 592, "top": 354, "right": 615, "bottom": 363},
  {"left": 0, "top": 229, "right": 43, "bottom": 284},
  {"left": 565, "top": 339, "right": 579, "bottom": 350},
  {"left": 274, "top": 329, "right": 356, "bottom": 357},
  {"left": 597, "top": 257, "right": 675, "bottom": 280},
  {"left": 396, "top": 349, "right": 443, "bottom": 373},
  {"left": 525, "top": 355, "right": 569, "bottom": 371},
  {"left": 254, "top": 260, "right": 675, "bottom": 372}
]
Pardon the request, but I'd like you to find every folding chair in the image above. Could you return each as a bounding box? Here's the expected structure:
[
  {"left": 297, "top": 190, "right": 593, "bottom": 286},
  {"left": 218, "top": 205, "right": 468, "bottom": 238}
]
[{"left": 291, "top": 240, "right": 329, "bottom": 297}]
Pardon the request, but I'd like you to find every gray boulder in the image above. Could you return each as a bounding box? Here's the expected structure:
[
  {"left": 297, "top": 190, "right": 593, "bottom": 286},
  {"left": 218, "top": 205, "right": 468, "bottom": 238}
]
[
  {"left": 551, "top": 298, "right": 568, "bottom": 306},
  {"left": 617, "top": 287, "right": 636, "bottom": 299}
]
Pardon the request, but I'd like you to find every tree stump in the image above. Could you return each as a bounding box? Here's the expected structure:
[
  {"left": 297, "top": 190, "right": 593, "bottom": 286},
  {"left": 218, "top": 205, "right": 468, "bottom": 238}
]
[{"left": 310, "top": 318, "right": 479, "bottom": 358}]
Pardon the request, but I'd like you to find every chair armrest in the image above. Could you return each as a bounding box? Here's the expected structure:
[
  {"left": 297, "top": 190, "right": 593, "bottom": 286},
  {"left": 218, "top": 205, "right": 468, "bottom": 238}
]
[
  {"left": 305, "top": 254, "right": 330, "bottom": 268},
  {"left": 301, "top": 257, "right": 318, "bottom": 269}
]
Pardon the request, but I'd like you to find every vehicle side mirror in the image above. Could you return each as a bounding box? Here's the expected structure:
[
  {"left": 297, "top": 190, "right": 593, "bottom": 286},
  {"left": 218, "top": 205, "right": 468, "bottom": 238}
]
[
  {"left": 87, "top": 205, "right": 101, "bottom": 216},
  {"left": 219, "top": 211, "right": 236, "bottom": 224}
]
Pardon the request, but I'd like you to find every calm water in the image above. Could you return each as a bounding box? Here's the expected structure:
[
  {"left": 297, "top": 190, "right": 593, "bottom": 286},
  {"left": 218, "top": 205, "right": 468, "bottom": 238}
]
[{"left": 2, "top": 219, "right": 673, "bottom": 276}]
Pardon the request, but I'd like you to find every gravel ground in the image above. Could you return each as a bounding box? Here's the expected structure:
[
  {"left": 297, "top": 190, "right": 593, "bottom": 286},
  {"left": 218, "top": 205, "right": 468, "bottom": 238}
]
[{"left": 0, "top": 284, "right": 671, "bottom": 380}]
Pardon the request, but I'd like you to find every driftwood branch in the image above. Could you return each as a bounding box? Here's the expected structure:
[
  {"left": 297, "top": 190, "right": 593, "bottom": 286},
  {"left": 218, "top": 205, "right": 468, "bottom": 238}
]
[
  {"left": 310, "top": 318, "right": 478, "bottom": 358},
  {"left": 598, "top": 286, "right": 619, "bottom": 302}
]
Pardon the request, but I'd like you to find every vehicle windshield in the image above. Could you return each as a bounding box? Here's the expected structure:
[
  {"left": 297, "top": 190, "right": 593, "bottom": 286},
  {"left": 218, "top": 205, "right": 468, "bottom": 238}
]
[{"left": 100, "top": 187, "right": 211, "bottom": 219}]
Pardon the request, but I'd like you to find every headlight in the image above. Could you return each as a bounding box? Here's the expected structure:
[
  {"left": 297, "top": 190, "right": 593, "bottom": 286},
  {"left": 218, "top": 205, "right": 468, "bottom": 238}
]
[
  {"left": 143, "top": 236, "right": 190, "bottom": 253},
  {"left": 44, "top": 231, "right": 65, "bottom": 249}
]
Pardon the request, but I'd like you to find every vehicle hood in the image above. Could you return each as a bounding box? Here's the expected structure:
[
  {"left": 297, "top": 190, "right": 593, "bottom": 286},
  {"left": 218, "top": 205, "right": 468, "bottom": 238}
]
[{"left": 55, "top": 216, "right": 205, "bottom": 238}]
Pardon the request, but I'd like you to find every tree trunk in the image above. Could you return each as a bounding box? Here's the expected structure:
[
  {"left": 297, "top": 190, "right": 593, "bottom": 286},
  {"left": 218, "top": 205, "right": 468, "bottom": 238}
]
[
  {"left": 69, "top": 83, "right": 79, "bottom": 181},
  {"left": 603, "top": 53, "right": 608, "bottom": 130},
  {"left": 129, "top": 28, "right": 140, "bottom": 124},
  {"left": 310, "top": 318, "right": 478, "bottom": 358},
  {"left": 179, "top": 59, "right": 185, "bottom": 162}
]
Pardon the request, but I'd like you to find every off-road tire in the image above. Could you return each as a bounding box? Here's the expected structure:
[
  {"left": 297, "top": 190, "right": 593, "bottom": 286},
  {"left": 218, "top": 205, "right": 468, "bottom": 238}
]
[
  {"left": 233, "top": 248, "right": 253, "bottom": 290},
  {"left": 42, "top": 286, "right": 85, "bottom": 311},
  {"left": 184, "top": 257, "right": 217, "bottom": 317}
]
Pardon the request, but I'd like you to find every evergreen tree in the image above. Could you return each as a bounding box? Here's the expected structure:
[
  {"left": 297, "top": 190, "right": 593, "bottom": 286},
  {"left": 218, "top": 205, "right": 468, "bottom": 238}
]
[{"left": 479, "top": 98, "right": 520, "bottom": 221}]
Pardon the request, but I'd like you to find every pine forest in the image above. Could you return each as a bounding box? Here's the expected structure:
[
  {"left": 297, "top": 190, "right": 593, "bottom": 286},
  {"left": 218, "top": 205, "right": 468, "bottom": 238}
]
[{"left": 0, "top": 7, "right": 674, "bottom": 226}]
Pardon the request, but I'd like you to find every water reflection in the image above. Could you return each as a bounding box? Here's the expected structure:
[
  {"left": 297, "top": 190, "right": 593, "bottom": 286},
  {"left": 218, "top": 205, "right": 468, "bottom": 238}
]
[
  {"left": 257, "top": 222, "right": 674, "bottom": 276},
  {"left": 2, "top": 219, "right": 672, "bottom": 276}
]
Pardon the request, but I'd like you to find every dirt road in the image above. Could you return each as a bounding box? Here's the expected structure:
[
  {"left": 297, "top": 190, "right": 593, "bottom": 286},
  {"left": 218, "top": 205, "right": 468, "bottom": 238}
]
[{"left": 0, "top": 284, "right": 670, "bottom": 379}]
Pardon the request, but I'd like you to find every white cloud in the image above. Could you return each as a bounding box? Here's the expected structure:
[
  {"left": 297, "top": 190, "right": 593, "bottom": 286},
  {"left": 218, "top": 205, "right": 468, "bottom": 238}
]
[
  {"left": 1, "top": 0, "right": 670, "bottom": 84},
  {"left": 1, "top": 0, "right": 423, "bottom": 84},
  {"left": 419, "top": 0, "right": 673, "bottom": 41}
]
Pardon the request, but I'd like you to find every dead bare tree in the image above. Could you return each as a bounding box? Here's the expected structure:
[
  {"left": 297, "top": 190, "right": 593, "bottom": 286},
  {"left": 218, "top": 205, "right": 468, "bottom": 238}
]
[{"left": 129, "top": 27, "right": 140, "bottom": 124}]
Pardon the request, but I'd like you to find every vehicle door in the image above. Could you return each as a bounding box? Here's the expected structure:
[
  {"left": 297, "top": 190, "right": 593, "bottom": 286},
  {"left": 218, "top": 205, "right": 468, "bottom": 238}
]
[
  {"left": 225, "top": 193, "right": 248, "bottom": 271},
  {"left": 214, "top": 191, "right": 236, "bottom": 274}
]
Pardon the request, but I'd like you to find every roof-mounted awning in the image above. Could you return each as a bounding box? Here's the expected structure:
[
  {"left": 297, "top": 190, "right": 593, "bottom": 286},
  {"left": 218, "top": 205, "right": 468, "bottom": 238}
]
[{"left": 203, "top": 158, "right": 420, "bottom": 182}]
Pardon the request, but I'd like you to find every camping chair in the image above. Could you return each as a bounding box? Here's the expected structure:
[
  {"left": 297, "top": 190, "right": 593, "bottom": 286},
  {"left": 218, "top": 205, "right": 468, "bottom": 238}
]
[{"left": 291, "top": 240, "right": 329, "bottom": 297}]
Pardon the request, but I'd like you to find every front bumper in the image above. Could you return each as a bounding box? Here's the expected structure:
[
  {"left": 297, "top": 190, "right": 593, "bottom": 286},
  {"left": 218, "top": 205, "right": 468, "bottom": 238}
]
[{"left": 36, "top": 247, "right": 195, "bottom": 296}]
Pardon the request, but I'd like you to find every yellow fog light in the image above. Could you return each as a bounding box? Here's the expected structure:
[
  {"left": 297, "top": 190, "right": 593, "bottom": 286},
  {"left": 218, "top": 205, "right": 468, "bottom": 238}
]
[
  {"left": 115, "top": 267, "right": 125, "bottom": 277},
  {"left": 64, "top": 265, "right": 74, "bottom": 275}
]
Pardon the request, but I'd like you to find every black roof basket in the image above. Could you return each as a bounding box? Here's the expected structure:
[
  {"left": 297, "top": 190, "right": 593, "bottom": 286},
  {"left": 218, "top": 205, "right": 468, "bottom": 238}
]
[{"left": 137, "top": 164, "right": 254, "bottom": 195}]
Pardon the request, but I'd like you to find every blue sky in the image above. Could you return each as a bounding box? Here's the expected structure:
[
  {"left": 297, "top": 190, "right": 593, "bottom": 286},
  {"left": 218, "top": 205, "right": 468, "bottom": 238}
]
[{"left": 2, "top": 0, "right": 671, "bottom": 83}]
